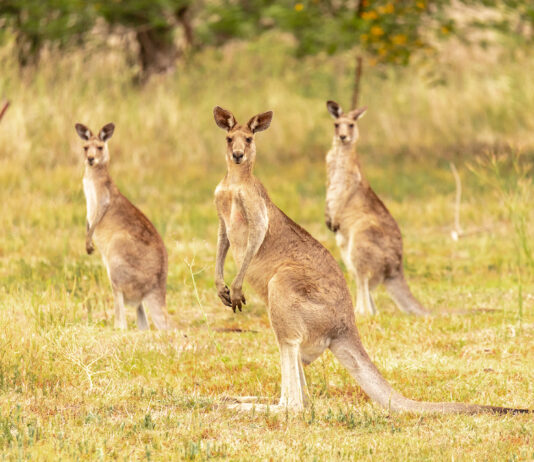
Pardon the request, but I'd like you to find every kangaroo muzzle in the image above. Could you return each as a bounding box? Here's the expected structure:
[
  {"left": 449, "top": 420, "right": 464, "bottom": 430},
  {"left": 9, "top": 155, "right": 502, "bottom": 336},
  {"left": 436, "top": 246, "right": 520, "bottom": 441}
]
[{"left": 232, "top": 151, "right": 244, "bottom": 164}]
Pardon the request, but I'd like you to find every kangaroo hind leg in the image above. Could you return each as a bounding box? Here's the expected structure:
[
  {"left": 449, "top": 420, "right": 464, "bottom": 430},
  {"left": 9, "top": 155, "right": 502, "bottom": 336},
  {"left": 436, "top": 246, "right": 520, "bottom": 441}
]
[
  {"left": 355, "top": 273, "right": 377, "bottom": 316},
  {"left": 142, "top": 290, "right": 172, "bottom": 330},
  {"left": 226, "top": 341, "right": 308, "bottom": 413},
  {"left": 269, "top": 274, "right": 309, "bottom": 411},
  {"left": 113, "top": 289, "right": 127, "bottom": 330},
  {"left": 278, "top": 342, "right": 308, "bottom": 410},
  {"left": 226, "top": 274, "right": 310, "bottom": 412},
  {"left": 136, "top": 304, "right": 149, "bottom": 330}
]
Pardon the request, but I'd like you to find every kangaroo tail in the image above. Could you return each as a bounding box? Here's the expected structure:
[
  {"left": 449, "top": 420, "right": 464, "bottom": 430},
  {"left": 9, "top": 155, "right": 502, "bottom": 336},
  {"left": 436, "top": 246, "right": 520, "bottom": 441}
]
[
  {"left": 330, "top": 330, "right": 530, "bottom": 415},
  {"left": 384, "top": 273, "right": 430, "bottom": 316}
]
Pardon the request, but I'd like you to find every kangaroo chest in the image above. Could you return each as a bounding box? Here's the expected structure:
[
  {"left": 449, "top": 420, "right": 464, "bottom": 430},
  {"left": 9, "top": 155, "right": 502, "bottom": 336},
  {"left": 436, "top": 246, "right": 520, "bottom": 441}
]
[
  {"left": 215, "top": 187, "right": 250, "bottom": 261},
  {"left": 326, "top": 151, "right": 361, "bottom": 213},
  {"left": 83, "top": 176, "right": 99, "bottom": 227}
]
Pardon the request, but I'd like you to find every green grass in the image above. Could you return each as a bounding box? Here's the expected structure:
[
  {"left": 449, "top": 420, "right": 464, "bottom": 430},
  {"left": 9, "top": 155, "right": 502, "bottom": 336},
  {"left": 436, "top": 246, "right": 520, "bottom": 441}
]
[{"left": 0, "top": 36, "right": 533, "bottom": 460}]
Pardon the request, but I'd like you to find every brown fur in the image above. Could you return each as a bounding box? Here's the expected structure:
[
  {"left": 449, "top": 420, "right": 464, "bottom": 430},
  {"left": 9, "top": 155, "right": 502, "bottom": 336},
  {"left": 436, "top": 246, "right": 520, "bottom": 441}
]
[
  {"left": 212, "top": 106, "right": 530, "bottom": 414},
  {"left": 325, "top": 100, "right": 428, "bottom": 316},
  {"left": 75, "top": 123, "right": 172, "bottom": 330}
]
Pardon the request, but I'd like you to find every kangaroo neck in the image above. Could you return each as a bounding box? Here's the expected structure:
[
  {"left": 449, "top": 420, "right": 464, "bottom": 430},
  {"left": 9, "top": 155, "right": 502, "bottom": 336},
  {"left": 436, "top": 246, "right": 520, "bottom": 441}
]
[
  {"left": 84, "top": 164, "right": 112, "bottom": 187},
  {"left": 226, "top": 163, "right": 254, "bottom": 186},
  {"left": 331, "top": 140, "right": 367, "bottom": 188}
]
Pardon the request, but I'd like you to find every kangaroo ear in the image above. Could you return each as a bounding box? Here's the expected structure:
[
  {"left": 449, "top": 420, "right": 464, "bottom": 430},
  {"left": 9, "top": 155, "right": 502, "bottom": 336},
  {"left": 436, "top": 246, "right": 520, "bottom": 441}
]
[
  {"left": 75, "top": 123, "right": 92, "bottom": 140},
  {"left": 213, "top": 106, "right": 237, "bottom": 131},
  {"left": 348, "top": 106, "right": 367, "bottom": 121},
  {"left": 326, "top": 100, "right": 342, "bottom": 119},
  {"left": 99, "top": 123, "right": 115, "bottom": 142},
  {"left": 247, "top": 111, "right": 273, "bottom": 133}
]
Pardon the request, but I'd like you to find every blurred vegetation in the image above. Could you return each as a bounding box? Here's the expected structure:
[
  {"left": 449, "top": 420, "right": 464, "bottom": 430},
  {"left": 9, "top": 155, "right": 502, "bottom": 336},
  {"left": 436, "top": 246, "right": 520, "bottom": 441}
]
[
  {"left": 1, "top": 1, "right": 533, "bottom": 81},
  {"left": 0, "top": 0, "right": 192, "bottom": 79}
]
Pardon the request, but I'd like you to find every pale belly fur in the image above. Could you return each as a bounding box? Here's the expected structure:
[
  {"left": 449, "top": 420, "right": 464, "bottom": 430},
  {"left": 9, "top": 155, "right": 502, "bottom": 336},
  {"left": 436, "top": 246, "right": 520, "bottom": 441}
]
[
  {"left": 83, "top": 177, "right": 112, "bottom": 282},
  {"left": 83, "top": 177, "right": 98, "bottom": 227}
]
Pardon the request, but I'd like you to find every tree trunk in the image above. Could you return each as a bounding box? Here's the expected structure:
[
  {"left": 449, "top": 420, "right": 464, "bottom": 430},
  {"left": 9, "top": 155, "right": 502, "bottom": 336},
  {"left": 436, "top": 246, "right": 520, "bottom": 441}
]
[
  {"left": 176, "top": 6, "right": 194, "bottom": 48},
  {"left": 135, "top": 26, "right": 178, "bottom": 82},
  {"left": 15, "top": 28, "right": 42, "bottom": 67}
]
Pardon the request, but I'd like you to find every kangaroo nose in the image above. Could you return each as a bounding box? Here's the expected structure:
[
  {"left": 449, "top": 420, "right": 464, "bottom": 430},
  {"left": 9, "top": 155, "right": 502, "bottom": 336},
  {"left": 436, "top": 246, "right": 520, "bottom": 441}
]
[
  {"left": 87, "top": 157, "right": 95, "bottom": 165},
  {"left": 339, "top": 135, "right": 347, "bottom": 141},
  {"left": 232, "top": 152, "right": 244, "bottom": 163}
]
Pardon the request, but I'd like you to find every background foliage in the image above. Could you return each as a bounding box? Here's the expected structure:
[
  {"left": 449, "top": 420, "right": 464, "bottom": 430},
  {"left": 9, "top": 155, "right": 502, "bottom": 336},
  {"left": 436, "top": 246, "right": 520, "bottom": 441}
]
[{"left": 1, "top": 0, "right": 533, "bottom": 78}]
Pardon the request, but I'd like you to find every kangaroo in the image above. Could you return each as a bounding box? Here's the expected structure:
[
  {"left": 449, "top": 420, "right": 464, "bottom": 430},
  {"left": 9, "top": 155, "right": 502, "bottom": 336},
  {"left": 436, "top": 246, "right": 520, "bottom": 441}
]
[
  {"left": 324, "top": 100, "right": 428, "bottom": 316},
  {"left": 212, "top": 106, "right": 529, "bottom": 414},
  {"left": 75, "top": 123, "right": 172, "bottom": 330}
]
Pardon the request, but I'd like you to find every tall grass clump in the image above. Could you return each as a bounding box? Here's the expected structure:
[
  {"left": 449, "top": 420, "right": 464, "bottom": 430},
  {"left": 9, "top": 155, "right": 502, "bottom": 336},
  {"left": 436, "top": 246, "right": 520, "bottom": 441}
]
[{"left": 469, "top": 150, "right": 534, "bottom": 327}]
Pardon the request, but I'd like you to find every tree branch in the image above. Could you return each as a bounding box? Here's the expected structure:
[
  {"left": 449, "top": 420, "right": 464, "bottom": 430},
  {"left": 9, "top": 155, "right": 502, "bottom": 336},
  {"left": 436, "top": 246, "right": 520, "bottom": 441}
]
[
  {"left": 0, "top": 101, "right": 10, "bottom": 123},
  {"left": 351, "top": 56, "right": 363, "bottom": 109}
]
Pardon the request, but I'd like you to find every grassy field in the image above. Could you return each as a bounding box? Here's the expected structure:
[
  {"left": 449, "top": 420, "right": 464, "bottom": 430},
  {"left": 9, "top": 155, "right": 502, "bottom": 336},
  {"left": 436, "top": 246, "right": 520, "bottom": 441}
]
[{"left": 1, "top": 36, "right": 534, "bottom": 460}]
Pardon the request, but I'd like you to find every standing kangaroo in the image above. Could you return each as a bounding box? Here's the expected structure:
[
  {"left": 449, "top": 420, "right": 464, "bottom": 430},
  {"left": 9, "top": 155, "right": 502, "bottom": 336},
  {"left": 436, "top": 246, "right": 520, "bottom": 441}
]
[
  {"left": 75, "top": 123, "right": 172, "bottom": 330},
  {"left": 212, "top": 106, "right": 529, "bottom": 414},
  {"left": 325, "top": 100, "right": 428, "bottom": 316}
]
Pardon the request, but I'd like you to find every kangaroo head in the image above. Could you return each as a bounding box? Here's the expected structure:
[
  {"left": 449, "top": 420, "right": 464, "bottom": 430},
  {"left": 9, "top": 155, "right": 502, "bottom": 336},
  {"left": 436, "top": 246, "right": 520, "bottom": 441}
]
[
  {"left": 213, "top": 106, "right": 273, "bottom": 169},
  {"left": 326, "top": 101, "right": 366, "bottom": 146},
  {"left": 75, "top": 123, "right": 115, "bottom": 167}
]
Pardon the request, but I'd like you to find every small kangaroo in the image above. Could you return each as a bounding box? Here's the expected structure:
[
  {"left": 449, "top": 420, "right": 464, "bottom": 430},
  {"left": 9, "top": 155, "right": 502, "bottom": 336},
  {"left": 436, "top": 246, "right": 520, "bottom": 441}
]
[
  {"left": 75, "top": 123, "right": 172, "bottom": 330},
  {"left": 213, "top": 106, "right": 529, "bottom": 414},
  {"left": 325, "top": 100, "right": 428, "bottom": 316}
]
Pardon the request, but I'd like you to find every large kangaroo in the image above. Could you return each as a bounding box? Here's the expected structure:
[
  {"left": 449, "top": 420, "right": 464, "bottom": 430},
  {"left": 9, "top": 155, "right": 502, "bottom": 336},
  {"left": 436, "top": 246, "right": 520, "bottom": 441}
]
[
  {"left": 212, "top": 106, "right": 529, "bottom": 414},
  {"left": 325, "top": 100, "right": 428, "bottom": 316},
  {"left": 75, "top": 123, "right": 172, "bottom": 330}
]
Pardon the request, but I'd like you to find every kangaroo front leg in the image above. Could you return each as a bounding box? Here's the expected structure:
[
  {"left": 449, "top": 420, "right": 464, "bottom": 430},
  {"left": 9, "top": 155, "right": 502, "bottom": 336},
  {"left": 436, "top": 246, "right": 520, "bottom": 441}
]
[
  {"left": 215, "top": 217, "right": 232, "bottom": 308},
  {"left": 229, "top": 194, "right": 268, "bottom": 312},
  {"left": 325, "top": 202, "right": 339, "bottom": 232},
  {"left": 325, "top": 203, "right": 334, "bottom": 232},
  {"left": 86, "top": 194, "right": 110, "bottom": 254},
  {"left": 325, "top": 213, "right": 339, "bottom": 233},
  {"left": 85, "top": 221, "right": 94, "bottom": 254}
]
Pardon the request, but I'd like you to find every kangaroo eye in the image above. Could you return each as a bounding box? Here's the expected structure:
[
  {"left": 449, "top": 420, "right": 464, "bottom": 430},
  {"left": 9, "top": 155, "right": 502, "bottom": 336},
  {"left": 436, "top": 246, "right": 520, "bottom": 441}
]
[
  {"left": 97, "top": 146, "right": 103, "bottom": 151},
  {"left": 334, "top": 123, "right": 339, "bottom": 128},
  {"left": 226, "top": 137, "right": 233, "bottom": 143},
  {"left": 246, "top": 137, "right": 253, "bottom": 143},
  {"left": 349, "top": 123, "right": 354, "bottom": 128}
]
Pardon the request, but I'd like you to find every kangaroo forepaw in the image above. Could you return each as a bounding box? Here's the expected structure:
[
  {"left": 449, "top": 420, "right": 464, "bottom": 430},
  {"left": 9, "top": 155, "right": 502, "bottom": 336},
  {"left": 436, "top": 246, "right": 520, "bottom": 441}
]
[
  {"left": 217, "top": 284, "right": 232, "bottom": 308},
  {"left": 86, "top": 242, "right": 95, "bottom": 254},
  {"left": 231, "top": 294, "right": 246, "bottom": 313}
]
